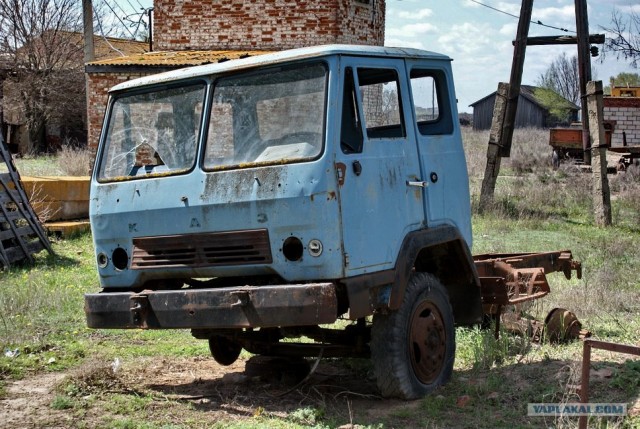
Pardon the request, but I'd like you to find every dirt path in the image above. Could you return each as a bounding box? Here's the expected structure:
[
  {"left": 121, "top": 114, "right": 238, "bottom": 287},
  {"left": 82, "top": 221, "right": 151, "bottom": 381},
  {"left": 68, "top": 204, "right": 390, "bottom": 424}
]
[
  {"left": 1, "top": 372, "right": 69, "bottom": 428},
  {"left": 0, "top": 356, "right": 387, "bottom": 428}
]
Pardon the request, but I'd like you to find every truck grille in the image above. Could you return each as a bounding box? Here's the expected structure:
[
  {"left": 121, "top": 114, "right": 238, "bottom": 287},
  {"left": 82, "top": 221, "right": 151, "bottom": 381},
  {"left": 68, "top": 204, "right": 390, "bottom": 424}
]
[{"left": 131, "top": 229, "right": 272, "bottom": 269}]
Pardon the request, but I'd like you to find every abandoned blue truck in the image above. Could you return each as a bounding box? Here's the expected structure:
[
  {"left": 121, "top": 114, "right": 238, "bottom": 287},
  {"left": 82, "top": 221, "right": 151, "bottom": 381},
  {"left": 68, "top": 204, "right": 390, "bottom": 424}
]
[{"left": 85, "top": 45, "right": 581, "bottom": 399}]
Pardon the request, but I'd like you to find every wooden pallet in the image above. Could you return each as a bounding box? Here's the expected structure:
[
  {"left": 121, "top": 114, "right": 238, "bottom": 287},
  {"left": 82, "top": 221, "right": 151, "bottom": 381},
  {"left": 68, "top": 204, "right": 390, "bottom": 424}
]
[{"left": 0, "top": 135, "right": 53, "bottom": 268}]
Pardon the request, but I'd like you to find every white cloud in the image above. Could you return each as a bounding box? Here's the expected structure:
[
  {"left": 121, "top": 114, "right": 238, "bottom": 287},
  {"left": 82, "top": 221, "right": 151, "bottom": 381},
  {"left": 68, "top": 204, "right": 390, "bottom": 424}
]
[
  {"left": 499, "top": 22, "right": 517, "bottom": 36},
  {"left": 618, "top": 5, "right": 640, "bottom": 14},
  {"left": 398, "top": 8, "right": 433, "bottom": 20},
  {"left": 437, "top": 22, "right": 494, "bottom": 55},
  {"left": 384, "top": 38, "right": 426, "bottom": 50},
  {"left": 462, "top": 0, "right": 481, "bottom": 8},
  {"left": 386, "top": 23, "right": 439, "bottom": 38}
]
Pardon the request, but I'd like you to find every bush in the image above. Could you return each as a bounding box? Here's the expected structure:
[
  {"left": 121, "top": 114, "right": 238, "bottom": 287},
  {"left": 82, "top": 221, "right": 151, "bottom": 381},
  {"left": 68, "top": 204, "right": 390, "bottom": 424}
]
[{"left": 56, "top": 145, "right": 92, "bottom": 176}]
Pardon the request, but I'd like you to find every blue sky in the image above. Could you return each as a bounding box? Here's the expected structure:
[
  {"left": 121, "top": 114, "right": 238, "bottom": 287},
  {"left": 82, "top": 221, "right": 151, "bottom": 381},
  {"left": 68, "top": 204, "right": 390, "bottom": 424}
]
[
  {"left": 385, "top": 0, "right": 639, "bottom": 112},
  {"left": 115, "top": 0, "right": 639, "bottom": 113}
]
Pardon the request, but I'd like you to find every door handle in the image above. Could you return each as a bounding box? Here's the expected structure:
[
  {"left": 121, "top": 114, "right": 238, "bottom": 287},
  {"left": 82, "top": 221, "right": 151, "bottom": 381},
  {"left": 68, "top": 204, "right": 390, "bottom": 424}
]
[{"left": 406, "top": 180, "right": 428, "bottom": 188}]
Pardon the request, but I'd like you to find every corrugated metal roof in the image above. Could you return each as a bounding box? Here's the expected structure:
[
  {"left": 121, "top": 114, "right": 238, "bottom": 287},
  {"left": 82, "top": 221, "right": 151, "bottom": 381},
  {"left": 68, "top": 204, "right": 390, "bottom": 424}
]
[{"left": 88, "top": 50, "right": 272, "bottom": 67}]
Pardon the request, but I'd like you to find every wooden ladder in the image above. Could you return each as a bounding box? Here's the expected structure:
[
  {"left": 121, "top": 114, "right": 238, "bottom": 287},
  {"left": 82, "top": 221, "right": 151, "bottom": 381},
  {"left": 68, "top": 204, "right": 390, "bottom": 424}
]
[{"left": 0, "top": 134, "right": 53, "bottom": 268}]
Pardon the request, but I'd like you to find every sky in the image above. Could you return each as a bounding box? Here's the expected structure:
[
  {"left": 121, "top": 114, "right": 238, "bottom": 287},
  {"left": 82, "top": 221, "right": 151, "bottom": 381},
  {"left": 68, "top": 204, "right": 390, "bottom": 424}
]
[
  {"left": 114, "top": 0, "right": 639, "bottom": 113},
  {"left": 385, "top": 0, "right": 639, "bottom": 112}
]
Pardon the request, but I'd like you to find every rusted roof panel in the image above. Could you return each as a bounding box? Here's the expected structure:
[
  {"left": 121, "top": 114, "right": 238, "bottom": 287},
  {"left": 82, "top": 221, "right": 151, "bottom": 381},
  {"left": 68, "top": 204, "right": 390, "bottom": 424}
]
[{"left": 88, "top": 50, "right": 272, "bottom": 67}]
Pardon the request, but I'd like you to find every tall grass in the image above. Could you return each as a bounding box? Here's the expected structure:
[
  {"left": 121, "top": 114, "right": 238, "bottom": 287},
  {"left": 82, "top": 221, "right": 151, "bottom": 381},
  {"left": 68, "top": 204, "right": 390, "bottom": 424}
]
[
  {"left": 463, "top": 126, "right": 640, "bottom": 228},
  {"left": 464, "top": 126, "right": 640, "bottom": 345}
]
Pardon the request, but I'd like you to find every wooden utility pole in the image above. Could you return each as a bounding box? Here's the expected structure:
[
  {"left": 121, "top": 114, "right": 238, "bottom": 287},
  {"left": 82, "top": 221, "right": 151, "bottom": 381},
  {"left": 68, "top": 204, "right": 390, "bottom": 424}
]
[
  {"left": 499, "top": 0, "right": 533, "bottom": 158},
  {"left": 479, "top": 0, "right": 533, "bottom": 209},
  {"left": 586, "top": 81, "right": 612, "bottom": 226},
  {"left": 515, "top": 34, "right": 605, "bottom": 46},
  {"left": 575, "top": 0, "right": 592, "bottom": 165}
]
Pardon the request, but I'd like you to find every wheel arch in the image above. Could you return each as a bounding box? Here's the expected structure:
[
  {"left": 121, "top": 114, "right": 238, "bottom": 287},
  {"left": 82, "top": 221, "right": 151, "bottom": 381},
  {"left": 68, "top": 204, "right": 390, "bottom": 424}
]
[{"left": 390, "top": 225, "right": 483, "bottom": 326}]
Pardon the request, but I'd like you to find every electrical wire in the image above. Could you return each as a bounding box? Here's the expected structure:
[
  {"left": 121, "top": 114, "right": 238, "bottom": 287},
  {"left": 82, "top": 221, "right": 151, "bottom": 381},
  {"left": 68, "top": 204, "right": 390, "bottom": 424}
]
[
  {"left": 468, "top": 0, "right": 575, "bottom": 33},
  {"left": 102, "top": 0, "right": 136, "bottom": 38},
  {"left": 92, "top": 3, "right": 125, "bottom": 56}
]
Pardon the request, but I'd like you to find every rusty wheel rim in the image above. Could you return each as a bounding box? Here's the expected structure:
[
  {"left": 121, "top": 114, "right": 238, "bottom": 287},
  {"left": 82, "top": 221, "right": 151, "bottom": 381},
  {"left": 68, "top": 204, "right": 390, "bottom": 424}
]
[{"left": 409, "top": 300, "right": 446, "bottom": 385}]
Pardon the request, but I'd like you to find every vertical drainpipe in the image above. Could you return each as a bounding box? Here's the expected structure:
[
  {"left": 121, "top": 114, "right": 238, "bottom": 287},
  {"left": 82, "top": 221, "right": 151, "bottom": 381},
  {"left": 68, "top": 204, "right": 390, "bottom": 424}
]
[{"left": 148, "top": 8, "right": 154, "bottom": 52}]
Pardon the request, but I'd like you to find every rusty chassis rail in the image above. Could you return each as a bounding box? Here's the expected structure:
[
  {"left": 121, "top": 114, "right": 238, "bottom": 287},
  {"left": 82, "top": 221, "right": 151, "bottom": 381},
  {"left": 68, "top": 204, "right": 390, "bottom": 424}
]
[{"left": 475, "top": 250, "right": 582, "bottom": 338}]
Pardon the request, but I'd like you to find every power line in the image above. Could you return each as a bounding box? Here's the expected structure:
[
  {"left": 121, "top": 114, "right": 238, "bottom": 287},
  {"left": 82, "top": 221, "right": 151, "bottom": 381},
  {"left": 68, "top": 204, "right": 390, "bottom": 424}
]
[
  {"left": 92, "top": 3, "right": 125, "bottom": 56},
  {"left": 103, "top": 0, "right": 136, "bottom": 38},
  {"left": 468, "top": 0, "right": 575, "bottom": 33}
]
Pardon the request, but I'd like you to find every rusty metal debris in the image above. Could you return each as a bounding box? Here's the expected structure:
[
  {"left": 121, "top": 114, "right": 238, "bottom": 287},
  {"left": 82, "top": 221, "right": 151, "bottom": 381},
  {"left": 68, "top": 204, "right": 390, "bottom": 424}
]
[
  {"left": 476, "top": 251, "right": 588, "bottom": 341},
  {"left": 577, "top": 339, "right": 640, "bottom": 429}
]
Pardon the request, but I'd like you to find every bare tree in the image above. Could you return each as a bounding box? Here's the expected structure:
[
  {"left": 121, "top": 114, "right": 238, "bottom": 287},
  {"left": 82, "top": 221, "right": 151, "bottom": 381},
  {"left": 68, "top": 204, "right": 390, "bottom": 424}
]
[
  {"left": 603, "top": 9, "right": 640, "bottom": 68},
  {"left": 0, "top": 0, "right": 86, "bottom": 152},
  {"left": 537, "top": 52, "right": 580, "bottom": 105}
]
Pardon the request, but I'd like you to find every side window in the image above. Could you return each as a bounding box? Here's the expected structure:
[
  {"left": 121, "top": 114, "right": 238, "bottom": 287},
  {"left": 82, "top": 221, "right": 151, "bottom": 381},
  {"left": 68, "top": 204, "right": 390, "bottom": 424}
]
[
  {"left": 357, "top": 68, "right": 405, "bottom": 139},
  {"left": 340, "top": 68, "right": 363, "bottom": 154},
  {"left": 410, "top": 69, "right": 453, "bottom": 135}
]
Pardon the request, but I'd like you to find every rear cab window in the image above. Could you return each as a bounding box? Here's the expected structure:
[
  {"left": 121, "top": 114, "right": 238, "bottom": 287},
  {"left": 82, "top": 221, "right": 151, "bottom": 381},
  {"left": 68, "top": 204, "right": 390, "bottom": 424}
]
[{"left": 409, "top": 69, "right": 453, "bottom": 136}]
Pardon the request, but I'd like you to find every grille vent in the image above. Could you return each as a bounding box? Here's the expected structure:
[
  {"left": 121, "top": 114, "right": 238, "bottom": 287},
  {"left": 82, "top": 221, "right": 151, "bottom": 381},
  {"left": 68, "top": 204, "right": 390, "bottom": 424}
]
[{"left": 131, "top": 229, "right": 272, "bottom": 269}]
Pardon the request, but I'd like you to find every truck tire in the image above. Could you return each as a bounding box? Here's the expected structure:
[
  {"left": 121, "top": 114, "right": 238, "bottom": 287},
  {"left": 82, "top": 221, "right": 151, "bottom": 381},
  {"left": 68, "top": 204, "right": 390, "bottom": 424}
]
[
  {"left": 208, "top": 336, "right": 242, "bottom": 366},
  {"left": 370, "top": 272, "right": 455, "bottom": 399}
]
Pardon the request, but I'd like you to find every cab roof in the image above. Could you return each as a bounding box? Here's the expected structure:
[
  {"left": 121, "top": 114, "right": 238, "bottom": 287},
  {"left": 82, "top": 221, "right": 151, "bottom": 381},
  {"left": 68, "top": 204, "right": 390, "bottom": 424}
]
[{"left": 109, "top": 44, "right": 451, "bottom": 93}]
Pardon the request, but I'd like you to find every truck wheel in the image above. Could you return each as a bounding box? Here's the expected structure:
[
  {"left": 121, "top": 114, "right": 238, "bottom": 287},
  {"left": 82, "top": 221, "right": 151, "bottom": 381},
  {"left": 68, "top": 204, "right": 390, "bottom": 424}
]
[
  {"left": 370, "top": 272, "right": 455, "bottom": 399},
  {"left": 208, "top": 336, "right": 242, "bottom": 366}
]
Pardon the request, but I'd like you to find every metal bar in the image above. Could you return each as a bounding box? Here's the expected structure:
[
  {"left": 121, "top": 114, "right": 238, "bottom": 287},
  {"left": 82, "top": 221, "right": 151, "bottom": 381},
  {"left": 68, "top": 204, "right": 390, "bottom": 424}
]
[
  {"left": 578, "top": 339, "right": 640, "bottom": 429},
  {"left": 514, "top": 34, "right": 605, "bottom": 46},
  {"left": 86, "top": 283, "right": 338, "bottom": 329}
]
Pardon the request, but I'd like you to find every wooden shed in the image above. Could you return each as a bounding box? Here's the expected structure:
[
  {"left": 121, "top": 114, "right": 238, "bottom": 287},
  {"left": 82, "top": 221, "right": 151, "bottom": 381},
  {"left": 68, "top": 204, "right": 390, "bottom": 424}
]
[{"left": 469, "top": 85, "right": 579, "bottom": 130}]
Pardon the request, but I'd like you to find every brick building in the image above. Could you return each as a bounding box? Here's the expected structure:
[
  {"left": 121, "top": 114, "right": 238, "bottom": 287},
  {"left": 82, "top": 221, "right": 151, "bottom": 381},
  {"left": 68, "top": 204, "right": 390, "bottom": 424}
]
[
  {"left": 86, "top": 0, "right": 386, "bottom": 150},
  {"left": 603, "top": 97, "right": 640, "bottom": 147}
]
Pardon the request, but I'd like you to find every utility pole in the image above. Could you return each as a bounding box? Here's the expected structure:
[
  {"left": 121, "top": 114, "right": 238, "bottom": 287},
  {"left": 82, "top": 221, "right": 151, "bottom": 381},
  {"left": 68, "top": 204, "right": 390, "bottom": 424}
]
[
  {"left": 575, "top": 0, "right": 592, "bottom": 165},
  {"left": 83, "top": 0, "right": 95, "bottom": 164},
  {"left": 83, "top": 0, "right": 95, "bottom": 63},
  {"left": 586, "top": 81, "right": 611, "bottom": 226},
  {"left": 479, "top": 0, "right": 533, "bottom": 209}
]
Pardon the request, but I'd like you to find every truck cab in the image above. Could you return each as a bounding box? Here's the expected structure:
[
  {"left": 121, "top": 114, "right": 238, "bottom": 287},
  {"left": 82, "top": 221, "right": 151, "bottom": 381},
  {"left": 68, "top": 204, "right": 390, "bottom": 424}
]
[{"left": 86, "top": 45, "right": 483, "bottom": 399}]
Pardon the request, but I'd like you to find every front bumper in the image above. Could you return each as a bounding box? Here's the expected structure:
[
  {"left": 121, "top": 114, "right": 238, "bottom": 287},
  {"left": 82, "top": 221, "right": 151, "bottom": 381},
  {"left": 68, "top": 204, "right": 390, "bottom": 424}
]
[{"left": 85, "top": 283, "right": 338, "bottom": 329}]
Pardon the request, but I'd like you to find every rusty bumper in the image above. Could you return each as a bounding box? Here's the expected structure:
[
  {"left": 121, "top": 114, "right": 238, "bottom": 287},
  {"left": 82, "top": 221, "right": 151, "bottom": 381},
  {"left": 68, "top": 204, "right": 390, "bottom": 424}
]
[{"left": 85, "top": 283, "right": 338, "bottom": 329}]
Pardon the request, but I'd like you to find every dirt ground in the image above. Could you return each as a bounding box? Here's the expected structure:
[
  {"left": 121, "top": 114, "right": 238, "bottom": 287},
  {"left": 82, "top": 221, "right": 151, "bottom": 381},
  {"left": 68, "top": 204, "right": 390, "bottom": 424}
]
[
  {"left": 2, "top": 352, "right": 638, "bottom": 428},
  {"left": 0, "top": 355, "right": 396, "bottom": 428}
]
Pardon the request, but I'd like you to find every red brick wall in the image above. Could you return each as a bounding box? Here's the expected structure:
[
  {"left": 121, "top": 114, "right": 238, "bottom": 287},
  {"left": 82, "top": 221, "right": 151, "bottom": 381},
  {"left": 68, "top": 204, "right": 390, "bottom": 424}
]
[
  {"left": 86, "top": 72, "right": 148, "bottom": 150},
  {"left": 153, "top": 0, "right": 385, "bottom": 51},
  {"left": 87, "top": 0, "right": 386, "bottom": 151}
]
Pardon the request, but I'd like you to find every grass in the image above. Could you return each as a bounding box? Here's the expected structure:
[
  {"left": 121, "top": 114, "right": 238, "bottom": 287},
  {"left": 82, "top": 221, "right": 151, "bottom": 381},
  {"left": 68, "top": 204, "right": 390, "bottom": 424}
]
[
  {"left": 0, "top": 129, "right": 639, "bottom": 428},
  {"left": 1, "top": 144, "right": 92, "bottom": 176}
]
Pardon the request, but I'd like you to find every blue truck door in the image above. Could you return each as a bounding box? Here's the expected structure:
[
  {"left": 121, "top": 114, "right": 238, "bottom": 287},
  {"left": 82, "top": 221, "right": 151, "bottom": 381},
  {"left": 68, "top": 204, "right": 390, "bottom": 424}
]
[
  {"left": 336, "top": 58, "right": 425, "bottom": 275},
  {"left": 403, "top": 60, "right": 473, "bottom": 244}
]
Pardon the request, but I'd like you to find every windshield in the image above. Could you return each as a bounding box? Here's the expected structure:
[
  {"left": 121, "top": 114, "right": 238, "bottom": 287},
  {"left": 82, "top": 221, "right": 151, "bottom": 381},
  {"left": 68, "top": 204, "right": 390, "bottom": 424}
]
[
  {"left": 98, "top": 83, "right": 206, "bottom": 181},
  {"left": 204, "top": 62, "right": 327, "bottom": 170}
]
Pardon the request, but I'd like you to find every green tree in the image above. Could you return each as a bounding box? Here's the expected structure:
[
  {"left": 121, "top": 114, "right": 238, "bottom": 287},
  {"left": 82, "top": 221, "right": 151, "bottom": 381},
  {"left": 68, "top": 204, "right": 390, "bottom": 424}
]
[
  {"left": 605, "top": 72, "right": 640, "bottom": 94},
  {"left": 533, "top": 87, "right": 575, "bottom": 126}
]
